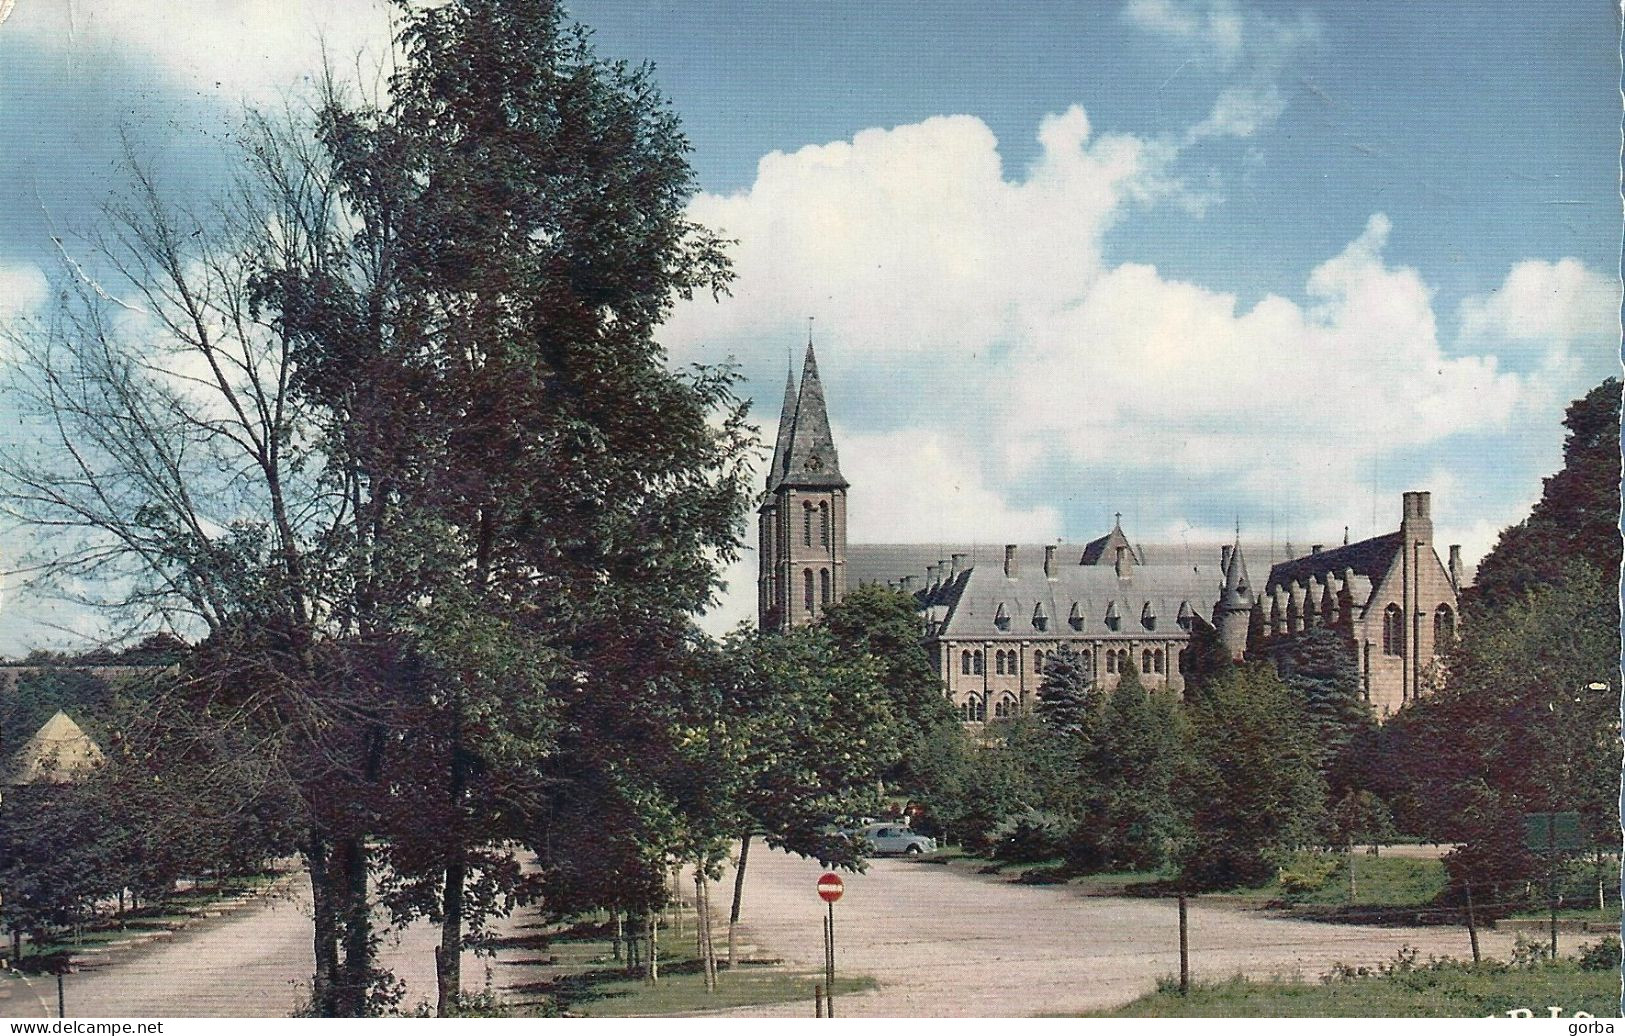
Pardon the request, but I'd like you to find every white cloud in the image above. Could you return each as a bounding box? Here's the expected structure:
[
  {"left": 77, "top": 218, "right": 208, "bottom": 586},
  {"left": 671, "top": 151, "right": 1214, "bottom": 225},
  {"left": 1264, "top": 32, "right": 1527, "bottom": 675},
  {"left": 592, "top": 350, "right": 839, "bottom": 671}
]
[
  {"left": 662, "top": 109, "right": 1181, "bottom": 369},
  {"left": 1457, "top": 258, "right": 1620, "bottom": 374},
  {"left": 1124, "top": 0, "right": 1323, "bottom": 144},
  {"left": 841, "top": 426, "right": 1063, "bottom": 544},
  {"left": 0, "top": 262, "right": 48, "bottom": 322},
  {"left": 10, "top": 0, "right": 395, "bottom": 106}
]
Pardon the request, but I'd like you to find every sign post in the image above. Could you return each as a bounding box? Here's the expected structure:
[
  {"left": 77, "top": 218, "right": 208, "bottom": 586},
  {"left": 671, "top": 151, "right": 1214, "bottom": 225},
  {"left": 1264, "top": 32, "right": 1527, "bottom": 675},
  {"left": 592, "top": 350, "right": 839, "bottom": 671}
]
[{"left": 817, "top": 872, "right": 844, "bottom": 1018}]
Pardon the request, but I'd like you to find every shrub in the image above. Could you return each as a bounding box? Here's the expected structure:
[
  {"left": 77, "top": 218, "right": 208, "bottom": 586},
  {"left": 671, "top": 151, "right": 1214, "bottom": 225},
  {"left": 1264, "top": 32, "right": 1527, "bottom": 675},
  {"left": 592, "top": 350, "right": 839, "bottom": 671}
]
[
  {"left": 991, "top": 810, "right": 1069, "bottom": 864},
  {"left": 1577, "top": 936, "right": 1620, "bottom": 972}
]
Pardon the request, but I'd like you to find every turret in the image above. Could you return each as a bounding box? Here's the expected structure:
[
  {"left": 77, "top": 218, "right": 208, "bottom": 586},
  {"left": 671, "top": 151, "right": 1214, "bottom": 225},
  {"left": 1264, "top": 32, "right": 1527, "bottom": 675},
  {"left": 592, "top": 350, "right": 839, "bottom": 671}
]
[{"left": 1214, "top": 535, "right": 1255, "bottom": 661}]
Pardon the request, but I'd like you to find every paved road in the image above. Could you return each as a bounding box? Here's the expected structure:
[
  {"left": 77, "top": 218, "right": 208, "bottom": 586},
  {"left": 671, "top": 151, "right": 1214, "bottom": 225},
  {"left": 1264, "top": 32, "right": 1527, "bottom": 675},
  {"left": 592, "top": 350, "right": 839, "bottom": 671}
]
[
  {"left": 30, "top": 874, "right": 545, "bottom": 1018},
  {"left": 715, "top": 847, "right": 1517, "bottom": 1017}
]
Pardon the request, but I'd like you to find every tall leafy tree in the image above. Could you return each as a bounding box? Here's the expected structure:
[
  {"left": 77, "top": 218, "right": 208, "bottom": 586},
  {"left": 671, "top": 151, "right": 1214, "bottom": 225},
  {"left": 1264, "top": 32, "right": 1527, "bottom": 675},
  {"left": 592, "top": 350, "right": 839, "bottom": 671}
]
[
  {"left": 1176, "top": 663, "right": 1326, "bottom": 890},
  {"left": 255, "top": 0, "right": 754, "bottom": 1009},
  {"left": 820, "top": 585, "right": 958, "bottom": 793},
  {"left": 1085, "top": 667, "right": 1189, "bottom": 871},
  {"left": 1470, "top": 377, "right": 1621, "bottom": 613}
]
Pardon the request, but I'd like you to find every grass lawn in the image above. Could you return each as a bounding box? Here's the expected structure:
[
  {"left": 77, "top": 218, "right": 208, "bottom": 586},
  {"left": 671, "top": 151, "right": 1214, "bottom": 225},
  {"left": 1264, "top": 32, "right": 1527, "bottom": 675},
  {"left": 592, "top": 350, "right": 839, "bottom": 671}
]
[
  {"left": 1092, "top": 963, "right": 1621, "bottom": 1017},
  {"left": 496, "top": 916, "right": 876, "bottom": 1017}
]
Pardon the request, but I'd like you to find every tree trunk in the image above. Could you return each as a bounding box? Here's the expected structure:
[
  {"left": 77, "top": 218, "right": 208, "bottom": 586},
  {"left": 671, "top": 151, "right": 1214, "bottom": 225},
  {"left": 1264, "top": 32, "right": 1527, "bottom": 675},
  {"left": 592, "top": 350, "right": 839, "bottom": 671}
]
[
  {"left": 728, "top": 830, "right": 751, "bottom": 968},
  {"left": 339, "top": 836, "right": 372, "bottom": 1016},
  {"left": 436, "top": 693, "right": 468, "bottom": 1017},
  {"left": 308, "top": 831, "right": 340, "bottom": 1017},
  {"left": 612, "top": 908, "right": 623, "bottom": 961},
  {"left": 436, "top": 856, "right": 465, "bottom": 1015},
  {"left": 645, "top": 910, "right": 659, "bottom": 983},
  {"left": 701, "top": 873, "right": 718, "bottom": 989}
]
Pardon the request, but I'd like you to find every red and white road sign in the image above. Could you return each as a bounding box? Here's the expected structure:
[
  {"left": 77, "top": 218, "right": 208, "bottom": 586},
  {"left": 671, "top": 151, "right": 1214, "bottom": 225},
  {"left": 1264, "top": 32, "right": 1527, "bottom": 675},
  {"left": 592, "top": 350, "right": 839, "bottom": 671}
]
[{"left": 817, "top": 871, "right": 845, "bottom": 903}]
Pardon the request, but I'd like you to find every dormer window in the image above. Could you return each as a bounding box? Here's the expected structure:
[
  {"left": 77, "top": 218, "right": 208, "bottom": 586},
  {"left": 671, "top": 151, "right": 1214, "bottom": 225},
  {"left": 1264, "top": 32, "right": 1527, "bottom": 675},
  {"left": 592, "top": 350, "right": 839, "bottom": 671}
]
[
  {"left": 1141, "top": 601, "right": 1156, "bottom": 630},
  {"left": 1105, "top": 600, "right": 1120, "bottom": 632},
  {"left": 1176, "top": 600, "right": 1193, "bottom": 630},
  {"left": 994, "top": 602, "right": 1011, "bottom": 631},
  {"left": 1032, "top": 602, "right": 1049, "bottom": 632},
  {"left": 1068, "top": 601, "right": 1084, "bottom": 632}
]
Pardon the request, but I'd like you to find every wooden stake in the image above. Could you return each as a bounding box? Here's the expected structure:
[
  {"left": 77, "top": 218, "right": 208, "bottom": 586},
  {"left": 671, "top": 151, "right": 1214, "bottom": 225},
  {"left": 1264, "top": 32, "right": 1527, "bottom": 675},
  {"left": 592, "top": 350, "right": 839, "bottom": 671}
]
[
  {"left": 1465, "top": 881, "right": 1481, "bottom": 963},
  {"left": 1177, "top": 891, "right": 1190, "bottom": 995}
]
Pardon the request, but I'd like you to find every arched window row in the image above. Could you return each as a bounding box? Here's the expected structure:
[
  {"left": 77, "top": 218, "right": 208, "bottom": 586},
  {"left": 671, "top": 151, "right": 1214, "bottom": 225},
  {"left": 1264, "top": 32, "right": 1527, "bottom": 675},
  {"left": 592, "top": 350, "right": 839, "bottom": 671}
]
[
  {"left": 993, "top": 695, "right": 1018, "bottom": 720},
  {"left": 802, "top": 503, "right": 814, "bottom": 547},
  {"left": 819, "top": 501, "right": 830, "bottom": 547},
  {"left": 959, "top": 695, "right": 987, "bottom": 723}
]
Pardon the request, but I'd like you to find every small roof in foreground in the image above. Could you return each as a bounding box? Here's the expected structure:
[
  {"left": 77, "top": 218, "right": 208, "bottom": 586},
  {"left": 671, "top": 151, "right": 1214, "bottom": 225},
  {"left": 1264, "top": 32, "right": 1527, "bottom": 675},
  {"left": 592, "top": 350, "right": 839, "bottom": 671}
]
[{"left": 9, "top": 710, "right": 106, "bottom": 785}]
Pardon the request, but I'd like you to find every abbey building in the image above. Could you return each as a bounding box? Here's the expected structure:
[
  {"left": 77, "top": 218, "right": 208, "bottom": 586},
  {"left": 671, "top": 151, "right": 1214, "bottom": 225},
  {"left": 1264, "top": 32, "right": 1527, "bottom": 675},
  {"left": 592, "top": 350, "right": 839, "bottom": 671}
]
[{"left": 758, "top": 344, "right": 1464, "bottom": 721}]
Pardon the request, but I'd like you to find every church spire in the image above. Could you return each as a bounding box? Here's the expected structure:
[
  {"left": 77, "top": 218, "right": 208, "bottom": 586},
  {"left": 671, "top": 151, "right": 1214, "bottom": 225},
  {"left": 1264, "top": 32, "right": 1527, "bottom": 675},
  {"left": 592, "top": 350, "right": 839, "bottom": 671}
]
[
  {"left": 766, "top": 362, "right": 798, "bottom": 489},
  {"left": 780, "top": 338, "right": 846, "bottom": 488}
]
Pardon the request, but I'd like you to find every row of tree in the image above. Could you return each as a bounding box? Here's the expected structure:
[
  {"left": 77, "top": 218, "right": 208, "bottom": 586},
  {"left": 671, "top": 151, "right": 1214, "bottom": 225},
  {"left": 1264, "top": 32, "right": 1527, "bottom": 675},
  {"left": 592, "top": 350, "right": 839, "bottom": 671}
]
[{"left": 0, "top": 0, "right": 919, "bottom": 1015}]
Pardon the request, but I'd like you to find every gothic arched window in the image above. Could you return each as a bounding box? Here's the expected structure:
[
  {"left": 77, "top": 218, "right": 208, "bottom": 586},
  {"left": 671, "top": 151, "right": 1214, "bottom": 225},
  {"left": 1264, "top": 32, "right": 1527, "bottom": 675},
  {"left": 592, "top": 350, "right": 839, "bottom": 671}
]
[
  {"left": 1080, "top": 649, "right": 1091, "bottom": 670},
  {"left": 1106, "top": 651, "right": 1117, "bottom": 674},
  {"left": 1142, "top": 649, "right": 1153, "bottom": 673},
  {"left": 1154, "top": 649, "right": 1165, "bottom": 674},
  {"left": 819, "top": 568, "right": 831, "bottom": 608},
  {"left": 802, "top": 504, "right": 813, "bottom": 547},
  {"left": 973, "top": 650, "right": 984, "bottom": 676},
  {"left": 1433, "top": 605, "right": 1455, "bottom": 650},
  {"left": 1383, "top": 604, "right": 1405, "bottom": 656},
  {"left": 962, "top": 650, "right": 973, "bottom": 675},
  {"left": 818, "top": 501, "right": 830, "bottom": 547},
  {"left": 803, "top": 568, "right": 815, "bottom": 613}
]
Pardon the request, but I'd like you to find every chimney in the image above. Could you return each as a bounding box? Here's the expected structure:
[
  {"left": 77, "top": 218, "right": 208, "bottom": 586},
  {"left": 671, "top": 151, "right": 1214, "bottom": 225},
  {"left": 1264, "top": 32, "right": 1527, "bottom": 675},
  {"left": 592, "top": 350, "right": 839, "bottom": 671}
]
[
  {"left": 1003, "top": 544, "right": 1018, "bottom": 579},
  {"left": 1401, "top": 490, "right": 1434, "bottom": 544},
  {"left": 1311, "top": 544, "right": 1322, "bottom": 555},
  {"left": 1043, "top": 544, "right": 1057, "bottom": 579},
  {"left": 900, "top": 575, "right": 914, "bottom": 592},
  {"left": 1448, "top": 544, "right": 1464, "bottom": 591},
  {"left": 926, "top": 564, "right": 938, "bottom": 590},
  {"left": 950, "top": 552, "right": 966, "bottom": 579},
  {"left": 1114, "top": 545, "right": 1128, "bottom": 579},
  {"left": 1221, "top": 544, "right": 1233, "bottom": 572}
]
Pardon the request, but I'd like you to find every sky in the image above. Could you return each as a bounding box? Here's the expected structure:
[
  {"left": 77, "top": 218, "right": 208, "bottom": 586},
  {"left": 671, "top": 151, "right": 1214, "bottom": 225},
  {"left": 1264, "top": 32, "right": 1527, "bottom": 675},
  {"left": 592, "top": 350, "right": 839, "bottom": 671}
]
[{"left": 0, "top": 0, "right": 1619, "bottom": 647}]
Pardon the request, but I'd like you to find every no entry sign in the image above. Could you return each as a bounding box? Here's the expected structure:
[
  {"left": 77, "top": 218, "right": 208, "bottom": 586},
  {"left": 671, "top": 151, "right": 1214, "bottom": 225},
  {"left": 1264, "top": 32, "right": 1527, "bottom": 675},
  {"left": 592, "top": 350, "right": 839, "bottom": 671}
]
[{"left": 817, "top": 871, "right": 845, "bottom": 903}]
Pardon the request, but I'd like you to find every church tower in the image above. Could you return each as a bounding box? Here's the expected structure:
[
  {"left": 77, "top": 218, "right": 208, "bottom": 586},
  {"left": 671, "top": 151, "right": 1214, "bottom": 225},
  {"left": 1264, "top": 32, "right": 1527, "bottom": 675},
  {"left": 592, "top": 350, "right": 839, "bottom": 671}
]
[{"left": 758, "top": 339, "right": 848, "bottom": 631}]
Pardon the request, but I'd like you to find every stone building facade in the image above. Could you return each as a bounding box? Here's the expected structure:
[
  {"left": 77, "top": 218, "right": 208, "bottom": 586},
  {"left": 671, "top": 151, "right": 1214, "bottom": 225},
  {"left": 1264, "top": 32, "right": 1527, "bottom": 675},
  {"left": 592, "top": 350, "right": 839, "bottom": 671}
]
[
  {"left": 1259, "top": 491, "right": 1465, "bottom": 718},
  {"left": 757, "top": 347, "right": 1464, "bottom": 721}
]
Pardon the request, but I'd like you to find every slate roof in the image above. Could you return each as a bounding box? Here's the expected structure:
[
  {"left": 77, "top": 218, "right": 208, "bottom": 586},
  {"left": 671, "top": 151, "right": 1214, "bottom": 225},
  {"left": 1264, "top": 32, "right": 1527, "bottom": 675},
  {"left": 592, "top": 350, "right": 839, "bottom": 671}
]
[
  {"left": 1265, "top": 532, "right": 1403, "bottom": 594},
  {"left": 929, "top": 561, "right": 1223, "bottom": 640},
  {"left": 849, "top": 540, "right": 1300, "bottom": 592},
  {"left": 776, "top": 341, "right": 847, "bottom": 489},
  {"left": 765, "top": 366, "right": 799, "bottom": 490},
  {"left": 1079, "top": 523, "right": 1140, "bottom": 566}
]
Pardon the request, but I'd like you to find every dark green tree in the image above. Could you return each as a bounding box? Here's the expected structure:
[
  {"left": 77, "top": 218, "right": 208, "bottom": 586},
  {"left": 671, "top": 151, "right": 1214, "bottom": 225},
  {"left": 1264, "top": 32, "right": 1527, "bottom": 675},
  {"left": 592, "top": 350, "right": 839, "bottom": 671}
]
[
  {"left": 1084, "top": 667, "right": 1190, "bottom": 871},
  {"left": 1034, "top": 646, "right": 1097, "bottom": 736},
  {"left": 820, "top": 585, "right": 960, "bottom": 792},
  {"left": 1469, "top": 377, "right": 1620, "bottom": 614},
  {"left": 1176, "top": 663, "right": 1326, "bottom": 890},
  {"left": 1271, "top": 627, "right": 1376, "bottom": 796}
]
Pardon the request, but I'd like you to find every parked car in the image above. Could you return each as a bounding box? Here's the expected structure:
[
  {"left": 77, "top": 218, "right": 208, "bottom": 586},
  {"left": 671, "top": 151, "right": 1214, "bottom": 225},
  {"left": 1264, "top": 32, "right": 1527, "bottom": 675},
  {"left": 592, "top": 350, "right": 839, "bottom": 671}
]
[{"left": 859, "top": 822, "right": 937, "bottom": 857}]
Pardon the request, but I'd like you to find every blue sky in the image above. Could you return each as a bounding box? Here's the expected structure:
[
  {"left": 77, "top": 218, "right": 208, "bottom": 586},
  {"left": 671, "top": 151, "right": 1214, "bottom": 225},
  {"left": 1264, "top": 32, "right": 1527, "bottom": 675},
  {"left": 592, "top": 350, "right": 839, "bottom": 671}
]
[{"left": 0, "top": 0, "right": 1619, "bottom": 644}]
